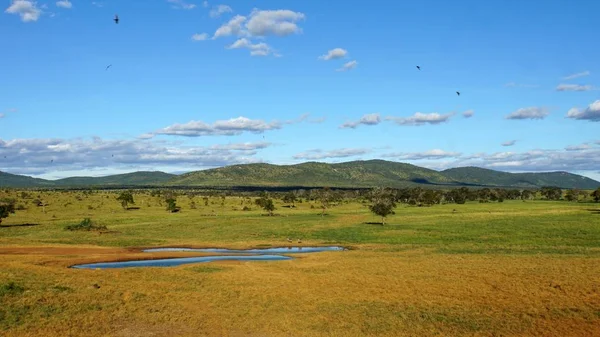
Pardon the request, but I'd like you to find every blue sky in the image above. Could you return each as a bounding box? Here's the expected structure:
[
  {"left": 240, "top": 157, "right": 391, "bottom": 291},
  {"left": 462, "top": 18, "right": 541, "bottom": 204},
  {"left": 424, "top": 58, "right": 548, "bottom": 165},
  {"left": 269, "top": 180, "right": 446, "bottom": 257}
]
[{"left": 1, "top": 0, "right": 599, "bottom": 181}]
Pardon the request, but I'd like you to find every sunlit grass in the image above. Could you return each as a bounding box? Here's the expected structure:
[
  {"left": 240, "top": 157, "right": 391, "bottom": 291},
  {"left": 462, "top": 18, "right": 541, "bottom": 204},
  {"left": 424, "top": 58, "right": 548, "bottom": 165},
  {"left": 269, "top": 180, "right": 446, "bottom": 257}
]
[{"left": 1, "top": 190, "right": 599, "bottom": 336}]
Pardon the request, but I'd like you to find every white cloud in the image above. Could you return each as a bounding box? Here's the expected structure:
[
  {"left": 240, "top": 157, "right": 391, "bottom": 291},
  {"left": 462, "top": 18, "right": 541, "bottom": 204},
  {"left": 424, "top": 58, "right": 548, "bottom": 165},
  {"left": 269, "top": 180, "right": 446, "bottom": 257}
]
[
  {"left": 245, "top": 9, "right": 305, "bottom": 37},
  {"left": 382, "top": 149, "right": 461, "bottom": 160},
  {"left": 0, "top": 137, "right": 270, "bottom": 175},
  {"left": 148, "top": 116, "right": 284, "bottom": 138},
  {"left": 340, "top": 113, "right": 380, "bottom": 129},
  {"left": 167, "top": 0, "right": 196, "bottom": 10},
  {"left": 5, "top": 0, "right": 42, "bottom": 22},
  {"left": 227, "top": 38, "right": 273, "bottom": 56},
  {"left": 566, "top": 100, "right": 600, "bottom": 122},
  {"left": 336, "top": 60, "right": 357, "bottom": 72},
  {"left": 462, "top": 110, "right": 474, "bottom": 118},
  {"left": 319, "top": 48, "right": 347, "bottom": 61},
  {"left": 202, "top": 1, "right": 208, "bottom": 8},
  {"left": 191, "top": 33, "right": 209, "bottom": 41},
  {"left": 502, "top": 140, "right": 517, "bottom": 147},
  {"left": 565, "top": 143, "right": 592, "bottom": 151},
  {"left": 209, "top": 4, "right": 232, "bottom": 18},
  {"left": 556, "top": 84, "right": 593, "bottom": 92},
  {"left": 56, "top": 0, "right": 71, "bottom": 9},
  {"left": 505, "top": 107, "right": 549, "bottom": 120},
  {"left": 386, "top": 112, "right": 454, "bottom": 126},
  {"left": 91, "top": 2, "right": 103, "bottom": 7},
  {"left": 0, "top": 113, "right": 5, "bottom": 119},
  {"left": 563, "top": 71, "right": 590, "bottom": 80},
  {"left": 213, "top": 15, "right": 247, "bottom": 38},
  {"left": 293, "top": 148, "right": 369, "bottom": 160}
]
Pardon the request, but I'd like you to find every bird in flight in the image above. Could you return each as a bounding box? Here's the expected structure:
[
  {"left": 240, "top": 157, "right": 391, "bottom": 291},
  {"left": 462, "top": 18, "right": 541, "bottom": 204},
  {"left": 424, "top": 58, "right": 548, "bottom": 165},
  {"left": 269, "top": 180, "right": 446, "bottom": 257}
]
[
  {"left": 416, "top": 66, "right": 421, "bottom": 70},
  {"left": 114, "top": 14, "right": 119, "bottom": 24},
  {"left": 105, "top": 64, "right": 112, "bottom": 71},
  {"left": 456, "top": 91, "right": 460, "bottom": 96}
]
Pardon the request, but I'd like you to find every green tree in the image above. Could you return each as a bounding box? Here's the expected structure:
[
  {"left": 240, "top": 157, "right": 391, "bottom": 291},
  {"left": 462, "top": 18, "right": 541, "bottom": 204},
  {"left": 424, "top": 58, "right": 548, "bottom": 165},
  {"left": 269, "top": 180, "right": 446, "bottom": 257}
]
[
  {"left": 166, "top": 197, "right": 178, "bottom": 212},
  {"left": 592, "top": 188, "right": 600, "bottom": 202},
  {"left": 368, "top": 187, "right": 396, "bottom": 225},
  {"left": 0, "top": 198, "right": 16, "bottom": 225},
  {"left": 282, "top": 191, "right": 297, "bottom": 207},
  {"left": 116, "top": 191, "right": 135, "bottom": 210},
  {"left": 541, "top": 186, "right": 562, "bottom": 200},
  {"left": 317, "top": 187, "right": 332, "bottom": 216},
  {"left": 564, "top": 189, "right": 581, "bottom": 202},
  {"left": 262, "top": 198, "right": 275, "bottom": 216}
]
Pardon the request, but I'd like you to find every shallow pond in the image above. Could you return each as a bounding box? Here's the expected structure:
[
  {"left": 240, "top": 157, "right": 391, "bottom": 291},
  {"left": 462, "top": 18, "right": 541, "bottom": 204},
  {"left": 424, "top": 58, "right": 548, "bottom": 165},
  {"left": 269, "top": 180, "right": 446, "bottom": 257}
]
[
  {"left": 71, "top": 255, "right": 291, "bottom": 269},
  {"left": 71, "top": 246, "right": 345, "bottom": 269},
  {"left": 142, "top": 246, "right": 345, "bottom": 254}
]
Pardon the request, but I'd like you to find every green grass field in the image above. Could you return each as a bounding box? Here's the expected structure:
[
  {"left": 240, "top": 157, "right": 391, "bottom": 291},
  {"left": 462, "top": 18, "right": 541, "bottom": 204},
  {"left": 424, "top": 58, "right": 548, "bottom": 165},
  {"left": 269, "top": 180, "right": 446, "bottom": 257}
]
[{"left": 1, "top": 191, "right": 599, "bottom": 336}]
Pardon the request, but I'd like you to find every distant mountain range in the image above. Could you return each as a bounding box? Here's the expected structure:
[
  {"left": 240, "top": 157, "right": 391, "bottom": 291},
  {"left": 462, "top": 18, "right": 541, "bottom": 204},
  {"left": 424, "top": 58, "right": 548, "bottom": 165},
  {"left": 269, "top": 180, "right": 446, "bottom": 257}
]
[{"left": 1, "top": 160, "right": 599, "bottom": 190}]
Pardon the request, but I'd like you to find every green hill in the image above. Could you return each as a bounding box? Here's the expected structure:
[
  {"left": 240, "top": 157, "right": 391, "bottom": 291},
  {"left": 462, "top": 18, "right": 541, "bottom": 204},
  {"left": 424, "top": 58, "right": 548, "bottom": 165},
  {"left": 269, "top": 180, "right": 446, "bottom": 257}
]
[
  {"left": 165, "top": 160, "right": 457, "bottom": 188},
  {"left": 165, "top": 160, "right": 600, "bottom": 189},
  {"left": 442, "top": 167, "right": 600, "bottom": 189},
  {"left": 0, "top": 171, "right": 55, "bottom": 188},
  {"left": 54, "top": 171, "right": 176, "bottom": 187},
  {"left": 1, "top": 161, "right": 598, "bottom": 189}
]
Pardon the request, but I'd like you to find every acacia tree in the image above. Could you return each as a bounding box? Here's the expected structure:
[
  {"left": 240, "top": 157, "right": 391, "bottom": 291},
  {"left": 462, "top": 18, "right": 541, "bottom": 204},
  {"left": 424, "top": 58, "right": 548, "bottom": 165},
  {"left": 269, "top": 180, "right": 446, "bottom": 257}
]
[
  {"left": 255, "top": 192, "right": 275, "bottom": 216},
  {"left": 0, "top": 198, "right": 16, "bottom": 225},
  {"left": 592, "top": 188, "right": 600, "bottom": 202},
  {"left": 282, "top": 191, "right": 297, "bottom": 207},
  {"left": 116, "top": 191, "right": 135, "bottom": 210},
  {"left": 317, "top": 187, "right": 332, "bottom": 217},
  {"left": 368, "top": 187, "right": 396, "bottom": 225}
]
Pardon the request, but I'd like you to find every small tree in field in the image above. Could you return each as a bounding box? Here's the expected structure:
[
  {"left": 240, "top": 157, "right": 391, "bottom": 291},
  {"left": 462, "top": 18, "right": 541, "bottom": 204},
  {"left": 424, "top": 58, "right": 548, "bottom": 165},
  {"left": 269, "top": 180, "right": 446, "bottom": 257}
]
[
  {"left": 262, "top": 198, "right": 275, "bottom": 216},
  {"left": 592, "top": 188, "right": 600, "bottom": 203},
  {"left": 368, "top": 187, "right": 396, "bottom": 225},
  {"left": 0, "top": 198, "right": 16, "bottom": 225},
  {"left": 116, "top": 191, "right": 135, "bottom": 210}
]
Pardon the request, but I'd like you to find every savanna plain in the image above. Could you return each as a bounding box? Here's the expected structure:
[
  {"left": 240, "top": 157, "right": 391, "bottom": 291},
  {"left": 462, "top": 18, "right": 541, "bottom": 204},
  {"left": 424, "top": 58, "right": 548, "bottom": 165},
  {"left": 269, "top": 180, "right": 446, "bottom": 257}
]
[{"left": 1, "top": 190, "right": 599, "bottom": 337}]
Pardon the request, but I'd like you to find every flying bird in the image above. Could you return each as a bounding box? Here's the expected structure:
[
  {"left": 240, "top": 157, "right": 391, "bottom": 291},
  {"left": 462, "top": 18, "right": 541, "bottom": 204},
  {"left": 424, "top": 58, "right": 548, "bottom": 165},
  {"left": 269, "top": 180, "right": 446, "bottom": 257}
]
[
  {"left": 416, "top": 66, "right": 421, "bottom": 70},
  {"left": 114, "top": 14, "right": 119, "bottom": 24},
  {"left": 456, "top": 91, "right": 460, "bottom": 96},
  {"left": 105, "top": 64, "right": 112, "bottom": 71}
]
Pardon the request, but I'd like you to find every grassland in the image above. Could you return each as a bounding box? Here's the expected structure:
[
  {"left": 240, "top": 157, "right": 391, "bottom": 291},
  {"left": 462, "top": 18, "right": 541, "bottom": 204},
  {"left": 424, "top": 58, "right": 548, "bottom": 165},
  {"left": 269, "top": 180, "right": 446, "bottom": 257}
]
[{"left": 1, "top": 190, "right": 599, "bottom": 336}]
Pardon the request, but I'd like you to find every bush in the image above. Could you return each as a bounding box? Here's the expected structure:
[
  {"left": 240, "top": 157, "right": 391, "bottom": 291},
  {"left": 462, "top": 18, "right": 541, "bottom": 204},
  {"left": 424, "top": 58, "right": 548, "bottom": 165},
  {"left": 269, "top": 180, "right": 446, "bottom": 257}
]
[
  {"left": 0, "top": 282, "right": 25, "bottom": 297},
  {"left": 65, "top": 218, "right": 107, "bottom": 231}
]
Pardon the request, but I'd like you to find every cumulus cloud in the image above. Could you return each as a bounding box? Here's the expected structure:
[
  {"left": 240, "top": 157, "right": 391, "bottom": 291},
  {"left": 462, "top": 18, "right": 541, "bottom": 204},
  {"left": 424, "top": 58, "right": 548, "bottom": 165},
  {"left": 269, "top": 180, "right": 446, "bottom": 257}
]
[
  {"left": 502, "top": 140, "right": 517, "bottom": 147},
  {"left": 565, "top": 143, "right": 593, "bottom": 151},
  {"left": 566, "top": 100, "right": 600, "bottom": 122},
  {"left": 292, "top": 148, "right": 369, "bottom": 160},
  {"left": 340, "top": 113, "right": 380, "bottom": 129},
  {"left": 556, "top": 84, "right": 593, "bottom": 92},
  {"left": 209, "top": 4, "right": 232, "bottom": 18},
  {"left": 167, "top": 0, "right": 196, "bottom": 10},
  {"left": 245, "top": 9, "right": 305, "bottom": 37},
  {"left": 5, "top": 0, "right": 42, "bottom": 22},
  {"left": 213, "top": 15, "right": 247, "bottom": 38},
  {"left": 147, "top": 116, "right": 284, "bottom": 138},
  {"left": 191, "top": 33, "right": 209, "bottom": 41},
  {"left": 56, "top": 0, "right": 71, "bottom": 8},
  {"left": 382, "top": 149, "right": 461, "bottom": 160},
  {"left": 227, "top": 38, "right": 273, "bottom": 56},
  {"left": 0, "top": 137, "right": 269, "bottom": 175},
  {"left": 213, "top": 9, "right": 305, "bottom": 39},
  {"left": 386, "top": 112, "right": 454, "bottom": 126},
  {"left": 319, "top": 48, "right": 347, "bottom": 61},
  {"left": 336, "top": 60, "right": 357, "bottom": 72},
  {"left": 462, "top": 110, "right": 474, "bottom": 118},
  {"left": 563, "top": 71, "right": 590, "bottom": 80},
  {"left": 505, "top": 107, "right": 549, "bottom": 120}
]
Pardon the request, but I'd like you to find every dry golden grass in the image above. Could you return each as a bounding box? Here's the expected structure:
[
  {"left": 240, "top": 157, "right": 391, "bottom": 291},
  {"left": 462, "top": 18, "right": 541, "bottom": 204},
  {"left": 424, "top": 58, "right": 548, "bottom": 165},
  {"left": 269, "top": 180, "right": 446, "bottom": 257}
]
[{"left": 1, "top": 191, "right": 599, "bottom": 336}]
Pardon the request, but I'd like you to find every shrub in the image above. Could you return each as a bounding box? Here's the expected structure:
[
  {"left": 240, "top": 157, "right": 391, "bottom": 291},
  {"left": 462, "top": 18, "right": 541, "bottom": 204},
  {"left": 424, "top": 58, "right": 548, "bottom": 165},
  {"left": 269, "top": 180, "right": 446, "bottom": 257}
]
[{"left": 65, "top": 218, "right": 107, "bottom": 231}]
